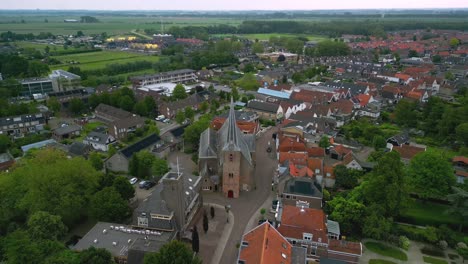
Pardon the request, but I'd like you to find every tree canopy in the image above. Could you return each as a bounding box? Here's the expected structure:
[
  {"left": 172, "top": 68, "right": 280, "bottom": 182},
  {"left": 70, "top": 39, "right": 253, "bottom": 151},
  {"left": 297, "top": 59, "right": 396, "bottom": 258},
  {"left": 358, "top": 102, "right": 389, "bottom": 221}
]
[
  {"left": 144, "top": 240, "right": 201, "bottom": 264},
  {"left": 172, "top": 84, "right": 188, "bottom": 100}
]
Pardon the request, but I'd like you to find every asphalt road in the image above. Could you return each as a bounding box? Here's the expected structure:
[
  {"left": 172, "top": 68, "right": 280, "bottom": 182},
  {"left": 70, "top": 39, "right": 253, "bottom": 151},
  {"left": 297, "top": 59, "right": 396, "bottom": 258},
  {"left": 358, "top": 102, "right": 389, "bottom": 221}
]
[{"left": 203, "top": 126, "right": 278, "bottom": 264}]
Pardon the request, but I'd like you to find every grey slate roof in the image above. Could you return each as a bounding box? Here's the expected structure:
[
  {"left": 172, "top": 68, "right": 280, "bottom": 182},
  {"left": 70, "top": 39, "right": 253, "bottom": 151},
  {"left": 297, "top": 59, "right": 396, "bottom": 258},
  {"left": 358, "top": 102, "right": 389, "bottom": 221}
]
[
  {"left": 199, "top": 128, "right": 218, "bottom": 158},
  {"left": 247, "top": 100, "right": 279, "bottom": 114},
  {"left": 283, "top": 177, "right": 322, "bottom": 198},
  {"left": 219, "top": 99, "right": 254, "bottom": 164},
  {"left": 291, "top": 246, "right": 308, "bottom": 264},
  {"left": 84, "top": 131, "right": 110, "bottom": 145},
  {"left": 53, "top": 124, "right": 81, "bottom": 136}
]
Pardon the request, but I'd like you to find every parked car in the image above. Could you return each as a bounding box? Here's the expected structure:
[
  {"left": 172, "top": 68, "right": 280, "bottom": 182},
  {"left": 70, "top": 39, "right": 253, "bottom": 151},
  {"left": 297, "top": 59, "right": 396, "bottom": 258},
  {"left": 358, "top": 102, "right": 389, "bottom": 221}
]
[
  {"left": 139, "top": 180, "right": 155, "bottom": 189},
  {"left": 129, "top": 177, "right": 138, "bottom": 185},
  {"left": 155, "top": 115, "right": 165, "bottom": 121},
  {"left": 163, "top": 118, "right": 171, "bottom": 124},
  {"left": 270, "top": 200, "right": 279, "bottom": 213}
]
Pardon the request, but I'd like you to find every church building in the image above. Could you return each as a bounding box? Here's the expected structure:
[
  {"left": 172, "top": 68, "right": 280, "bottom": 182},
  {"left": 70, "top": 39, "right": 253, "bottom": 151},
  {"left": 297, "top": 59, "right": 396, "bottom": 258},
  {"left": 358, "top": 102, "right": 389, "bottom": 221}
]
[{"left": 198, "top": 99, "right": 256, "bottom": 198}]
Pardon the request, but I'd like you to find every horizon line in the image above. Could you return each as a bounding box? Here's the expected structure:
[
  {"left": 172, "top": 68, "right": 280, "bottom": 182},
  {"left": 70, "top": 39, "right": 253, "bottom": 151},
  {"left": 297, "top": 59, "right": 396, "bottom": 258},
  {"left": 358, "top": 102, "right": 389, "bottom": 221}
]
[{"left": 1, "top": 7, "right": 468, "bottom": 11}]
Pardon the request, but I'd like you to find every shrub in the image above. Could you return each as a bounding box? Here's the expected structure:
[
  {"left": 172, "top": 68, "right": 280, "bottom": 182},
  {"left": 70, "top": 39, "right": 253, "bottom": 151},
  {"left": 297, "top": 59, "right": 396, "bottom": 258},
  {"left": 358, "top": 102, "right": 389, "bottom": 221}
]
[
  {"left": 399, "top": 236, "right": 410, "bottom": 250},
  {"left": 369, "top": 259, "right": 397, "bottom": 264},
  {"left": 421, "top": 246, "right": 445, "bottom": 257},
  {"left": 438, "top": 240, "right": 448, "bottom": 250},
  {"left": 448, "top": 254, "right": 459, "bottom": 260}
]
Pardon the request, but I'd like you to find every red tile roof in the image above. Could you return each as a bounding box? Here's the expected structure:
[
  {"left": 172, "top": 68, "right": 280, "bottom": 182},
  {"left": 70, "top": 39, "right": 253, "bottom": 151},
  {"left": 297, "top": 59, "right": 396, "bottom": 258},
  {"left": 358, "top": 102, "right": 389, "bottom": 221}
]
[
  {"left": 277, "top": 205, "right": 328, "bottom": 244},
  {"left": 279, "top": 152, "right": 308, "bottom": 166},
  {"left": 333, "top": 145, "right": 352, "bottom": 156},
  {"left": 278, "top": 136, "right": 306, "bottom": 152},
  {"left": 453, "top": 156, "right": 468, "bottom": 165},
  {"left": 289, "top": 162, "right": 313, "bottom": 177},
  {"left": 240, "top": 222, "right": 293, "bottom": 264},
  {"left": 211, "top": 117, "right": 258, "bottom": 134},
  {"left": 307, "top": 158, "right": 324, "bottom": 174},
  {"left": 291, "top": 90, "right": 335, "bottom": 104},
  {"left": 455, "top": 170, "right": 468, "bottom": 178},
  {"left": 356, "top": 94, "right": 372, "bottom": 107},
  {"left": 393, "top": 145, "right": 426, "bottom": 160},
  {"left": 307, "top": 147, "right": 325, "bottom": 158},
  {"left": 328, "top": 240, "right": 362, "bottom": 256},
  {"left": 395, "top": 73, "right": 412, "bottom": 81},
  {"left": 330, "top": 99, "right": 354, "bottom": 115}
]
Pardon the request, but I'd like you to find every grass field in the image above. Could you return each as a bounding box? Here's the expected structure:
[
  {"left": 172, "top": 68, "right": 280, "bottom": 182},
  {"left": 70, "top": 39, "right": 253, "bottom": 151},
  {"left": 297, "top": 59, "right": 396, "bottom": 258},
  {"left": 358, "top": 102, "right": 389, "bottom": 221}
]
[
  {"left": 399, "top": 199, "right": 464, "bottom": 227},
  {"left": 423, "top": 256, "right": 448, "bottom": 264},
  {"left": 50, "top": 51, "right": 160, "bottom": 71},
  {"left": 13, "top": 41, "right": 67, "bottom": 52},
  {"left": 0, "top": 16, "right": 242, "bottom": 35},
  {"left": 369, "top": 259, "right": 397, "bottom": 264},
  {"left": 364, "top": 242, "right": 408, "bottom": 261},
  {"left": 213, "top": 33, "right": 328, "bottom": 41}
]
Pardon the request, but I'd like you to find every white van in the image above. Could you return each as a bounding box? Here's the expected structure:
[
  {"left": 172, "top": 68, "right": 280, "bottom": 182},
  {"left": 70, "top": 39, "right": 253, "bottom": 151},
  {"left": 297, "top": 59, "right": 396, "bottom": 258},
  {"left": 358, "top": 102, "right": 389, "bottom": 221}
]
[{"left": 155, "top": 115, "right": 165, "bottom": 121}]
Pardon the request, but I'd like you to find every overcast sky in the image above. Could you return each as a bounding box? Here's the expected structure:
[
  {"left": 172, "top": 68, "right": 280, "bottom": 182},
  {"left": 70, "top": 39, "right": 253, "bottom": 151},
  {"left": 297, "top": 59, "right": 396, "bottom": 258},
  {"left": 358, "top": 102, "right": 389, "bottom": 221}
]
[{"left": 2, "top": 0, "right": 468, "bottom": 10}]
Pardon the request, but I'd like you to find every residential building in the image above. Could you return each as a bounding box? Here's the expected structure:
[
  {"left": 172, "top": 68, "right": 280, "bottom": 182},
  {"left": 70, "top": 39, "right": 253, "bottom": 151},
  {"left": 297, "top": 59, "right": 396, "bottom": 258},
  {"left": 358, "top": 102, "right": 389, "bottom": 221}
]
[
  {"left": 83, "top": 132, "right": 116, "bottom": 152},
  {"left": 280, "top": 177, "right": 323, "bottom": 209},
  {"left": 391, "top": 144, "right": 426, "bottom": 163},
  {"left": 105, "top": 134, "right": 162, "bottom": 173},
  {"left": 246, "top": 100, "right": 283, "bottom": 121},
  {"left": 130, "top": 69, "right": 197, "bottom": 88},
  {"left": 452, "top": 156, "right": 468, "bottom": 184},
  {"left": 159, "top": 91, "right": 216, "bottom": 119},
  {"left": 135, "top": 170, "right": 202, "bottom": 233},
  {"left": 211, "top": 110, "right": 260, "bottom": 135},
  {"left": 52, "top": 124, "right": 81, "bottom": 141},
  {"left": 198, "top": 99, "right": 256, "bottom": 198},
  {"left": 94, "top": 104, "right": 145, "bottom": 140},
  {"left": 276, "top": 205, "right": 362, "bottom": 263},
  {"left": 73, "top": 222, "right": 175, "bottom": 264},
  {"left": 238, "top": 222, "right": 307, "bottom": 264},
  {"left": 0, "top": 113, "right": 46, "bottom": 137}
]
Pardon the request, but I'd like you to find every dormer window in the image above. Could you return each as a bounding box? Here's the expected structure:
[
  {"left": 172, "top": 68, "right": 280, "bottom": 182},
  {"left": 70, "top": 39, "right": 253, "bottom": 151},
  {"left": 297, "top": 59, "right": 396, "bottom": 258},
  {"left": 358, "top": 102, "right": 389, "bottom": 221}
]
[{"left": 303, "top": 233, "right": 313, "bottom": 241}]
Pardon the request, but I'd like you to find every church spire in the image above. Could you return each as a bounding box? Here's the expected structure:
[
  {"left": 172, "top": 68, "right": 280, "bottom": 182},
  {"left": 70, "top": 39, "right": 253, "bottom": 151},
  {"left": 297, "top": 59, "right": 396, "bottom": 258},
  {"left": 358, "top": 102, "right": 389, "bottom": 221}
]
[{"left": 226, "top": 96, "right": 238, "bottom": 148}]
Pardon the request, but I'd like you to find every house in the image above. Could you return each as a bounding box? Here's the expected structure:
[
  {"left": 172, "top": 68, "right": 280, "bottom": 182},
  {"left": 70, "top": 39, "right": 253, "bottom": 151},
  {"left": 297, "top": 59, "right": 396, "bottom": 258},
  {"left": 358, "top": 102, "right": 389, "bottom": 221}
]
[
  {"left": 52, "top": 124, "right": 81, "bottom": 141},
  {"left": 391, "top": 144, "right": 426, "bottom": 164},
  {"left": 0, "top": 152, "right": 15, "bottom": 171},
  {"left": 452, "top": 156, "right": 468, "bottom": 184},
  {"left": 95, "top": 104, "right": 145, "bottom": 140},
  {"left": 95, "top": 103, "right": 134, "bottom": 123},
  {"left": 238, "top": 222, "right": 307, "bottom": 264},
  {"left": 330, "top": 145, "right": 352, "bottom": 161},
  {"left": 211, "top": 110, "right": 259, "bottom": 135},
  {"left": 83, "top": 132, "right": 116, "bottom": 152},
  {"left": 105, "top": 134, "right": 162, "bottom": 173},
  {"left": 280, "top": 177, "right": 323, "bottom": 209},
  {"left": 276, "top": 205, "right": 362, "bottom": 263},
  {"left": 387, "top": 133, "right": 410, "bottom": 147},
  {"left": 135, "top": 170, "right": 202, "bottom": 233},
  {"left": 73, "top": 222, "right": 175, "bottom": 264},
  {"left": 159, "top": 91, "right": 216, "bottom": 119},
  {"left": 198, "top": 100, "right": 256, "bottom": 198},
  {"left": 246, "top": 100, "right": 283, "bottom": 121},
  {"left": 0, "top": 113, "right": 46, "bottom": 137},
  {"left": 68, "top": 142, "right": 91, "bottom": 157}
]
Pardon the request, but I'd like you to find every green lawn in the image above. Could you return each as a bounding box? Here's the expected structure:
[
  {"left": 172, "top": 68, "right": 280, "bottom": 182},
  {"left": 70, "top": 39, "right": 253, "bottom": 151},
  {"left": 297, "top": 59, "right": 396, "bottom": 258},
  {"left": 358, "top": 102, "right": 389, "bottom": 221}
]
[
  {"left": 369, "top": 259, "right": 397, "bottom": 264},
  {"left": 423, "top": 256, "right": 448, "bottom": 264},
  {"left": 365, "top": 242, "right": 408, "bottom": 261},
  {"left": 50, "top": 51, "right": 160, "bottom": 71},
  {"left": 399, "top": 199, "right": 464, "bottom": 227},
  {"left": 13, "top": 41, "right": 67, "bottom": 52}
]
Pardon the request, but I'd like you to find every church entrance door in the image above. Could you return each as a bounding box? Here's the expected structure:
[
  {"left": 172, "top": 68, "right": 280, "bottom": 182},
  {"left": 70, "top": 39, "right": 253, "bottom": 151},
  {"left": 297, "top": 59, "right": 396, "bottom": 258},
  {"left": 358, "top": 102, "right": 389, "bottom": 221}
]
[{"left": 227, "top": 190, "right": 234, "bottom": 198}]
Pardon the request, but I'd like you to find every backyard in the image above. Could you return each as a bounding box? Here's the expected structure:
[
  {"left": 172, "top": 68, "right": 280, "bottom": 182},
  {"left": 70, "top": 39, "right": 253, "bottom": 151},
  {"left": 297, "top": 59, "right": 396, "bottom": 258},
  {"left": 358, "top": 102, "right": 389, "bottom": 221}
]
[
  {"left": 364, "top": 241, "right": 408, "bottom": 261},
  {"left": 399, "top": 199, "right": 464, "bottom": 228}
]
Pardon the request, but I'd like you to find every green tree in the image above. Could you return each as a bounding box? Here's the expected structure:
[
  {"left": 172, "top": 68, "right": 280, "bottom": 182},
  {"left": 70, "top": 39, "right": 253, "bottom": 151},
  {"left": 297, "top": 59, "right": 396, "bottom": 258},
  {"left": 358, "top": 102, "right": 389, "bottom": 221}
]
[
  {"left": 143, "top": 96, "right": 157, "bottom": 116},
  {"left": 175, "top": 110, "right": 186, "bottom": 124},
  {"left": 334, "top": 165, "right": 361, "bottom": 189},
  {"left": 292, "top": 72, "right": 305, "bottom": 83},
  {"left": 88, "top": 152, "right": 103, "bottom": 171},
  {"left": 235, "top": 73, "right": 259, "bottom": 90},
  {"left": 3, "top": 230, "right": 41, "bottom": 264},
  {"left": 79, "top": 247, "right": 114, "bottom": 264},
  {"left": 362, "top": 209, "right": 392, "bottom": 240},
  {"left": 0, "top": 134, "right": 12, "bottom": 152},
  {"left": 200, "top": 101, "right": 209, "bottom": 113},
  {"left": 252, "top": 42, "right": 264, "bottom": 53},
  {"left": 27, "top": 211, "right": 67, "bottom": 240},
  {"left": 47, "top": 97, "right": 61, "bottom": 113},
  {"left": 394, "top": 99, "right": 418, "bottom": 127},
  {"left": 184, "top": 114, "right": 213, "bottom": 148},
  {"left": 112, "top": 176, "right": 135, "bottom": 200},
  {"left": 133, "top": 101, "right": 148, "bottom": 116},
  {"left": 68, "top": 98, "right": 85, "bottom": 115},
  {"left": 191, "top": 226, "right": 199, "bottom": 253},
  {"left": 408, "top": 150, "right": 456, "bottom": 199},
  {"left": 130, "top": 150, "right": 157, "bottom": 179},
  {"left": 184, "top": 107, "right": 195, "bottom": 121},
  {"left": 89, "top": 187, "right": 130, "bottom": 222},
  {"left": 446, "top": 186, "right": 468, "bottom": 231},
  {"left": 144, "top": 240, "right": 201, "bottom": 264},
  {"left": 456, "top": 123, "right": 468, "bottom": 146},
  {"left": 408, "top": 49, "right": 419, "bottom": 58},
  {"left": 152, "top": 158, "right": 169, "bottom": 182},
  {"left": 319, "top": 136, "right": 330, "bottom": 148},
  {"left": 445, "top": 71, "right": 455, "bottom": 81},
  {"left": 27, "top": 61, "right": 50, "bottom": 77},
  {"left": 432, "top": 54, "right": 442, "bottom": 63},
  {"left": 231, "top": 86, "right": 240, "bottom": 101},
  {"left": 362, "top": 151, "right": 408, "bottom": 217},
  {"left": 119, "top": 95, "right": 135, "bottom": 112},
  {"left": 450, "top": 37, "right": 460, "bottom": 47},
  {"left": 172, "top": 84, "right": 188, "bottom": 100},
  {"left": 373, "top": 135, "right": 387, "bottom": 150},
  {"left": 327, "top": 196, "right": 366, "bottom": 235}
]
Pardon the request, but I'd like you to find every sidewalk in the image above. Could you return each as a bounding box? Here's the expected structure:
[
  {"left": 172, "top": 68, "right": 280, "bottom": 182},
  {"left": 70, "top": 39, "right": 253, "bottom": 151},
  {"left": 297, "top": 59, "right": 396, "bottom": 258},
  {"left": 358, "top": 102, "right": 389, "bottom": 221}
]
[{"left": 204, "top": 203, "right": 235, "bottom": 264}]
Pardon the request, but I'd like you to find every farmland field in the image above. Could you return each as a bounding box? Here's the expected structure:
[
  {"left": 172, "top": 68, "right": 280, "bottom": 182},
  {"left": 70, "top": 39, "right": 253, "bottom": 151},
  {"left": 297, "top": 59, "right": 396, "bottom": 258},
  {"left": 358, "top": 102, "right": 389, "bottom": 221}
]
[{"left": 50, "top": 51, "right": 160, "bottom": 71}]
